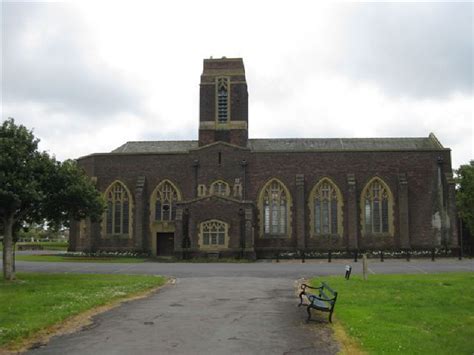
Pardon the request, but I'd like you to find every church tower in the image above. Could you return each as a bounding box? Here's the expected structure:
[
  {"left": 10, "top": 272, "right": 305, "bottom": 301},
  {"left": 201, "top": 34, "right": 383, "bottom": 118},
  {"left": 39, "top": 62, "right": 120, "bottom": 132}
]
[{"left": 198, "top": 57, "right": 248, "bottom": 147}]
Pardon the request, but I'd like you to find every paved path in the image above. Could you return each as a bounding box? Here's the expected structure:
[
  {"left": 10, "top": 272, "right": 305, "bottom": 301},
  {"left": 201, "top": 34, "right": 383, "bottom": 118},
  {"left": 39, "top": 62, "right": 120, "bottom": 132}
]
[
  {"left": 7, "top": 259, "right": 472, "bottom": 354},
  {"left": 29, "top": 277, "right": 337, "bottom": 355},
  {"left": 12, "top": 258, "right": 474, "bottom": 279}
]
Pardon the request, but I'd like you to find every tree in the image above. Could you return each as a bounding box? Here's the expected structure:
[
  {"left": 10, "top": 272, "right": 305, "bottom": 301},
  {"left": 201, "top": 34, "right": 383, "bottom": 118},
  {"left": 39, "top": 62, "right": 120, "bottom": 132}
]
[
  {"left": 456, "top": 161, "right": 474, "bottom": 241},
  {"left": 0, "top": 118, "right": 105, "bottom": 280}
]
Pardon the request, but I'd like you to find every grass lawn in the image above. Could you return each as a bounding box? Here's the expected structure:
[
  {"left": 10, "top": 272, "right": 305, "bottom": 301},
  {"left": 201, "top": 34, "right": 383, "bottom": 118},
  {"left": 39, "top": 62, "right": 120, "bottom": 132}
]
[
  {"left": 0, "top": 242, "right": 69, "bottom": 252},
  {"left": 0, "top": 273, "right": 166, "bottom": 348},
  {"left": 310, "top": 273, "right": 474, "bottom": 354},
  {"left": 15, "top": 254, "right": 148, "bottom": 263}
]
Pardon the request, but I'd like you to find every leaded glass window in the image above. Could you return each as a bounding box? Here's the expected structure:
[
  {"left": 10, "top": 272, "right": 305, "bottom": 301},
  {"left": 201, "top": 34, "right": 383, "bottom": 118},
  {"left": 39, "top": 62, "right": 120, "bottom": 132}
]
[
  {"left": 154, "top": 181, "right": 179, "bottom": 221},
  {"left": 262, "top": 180, "right": 288, "bottom": 235},
  {"left": 210, "top": 180, "right": 230, "bottom": 196},
  {"left": 363, "top": 179, "right": 391, "bottom": 234},
  {"left": 217, "top": 77, "right": 229, "bottom": 123},
  {"left": 201, "top": 220, "right": 227, "bottom": 246},
  {"left": 313, "top": 180, "right": 340, "bottom": 235},
  {"left": 105, "top": 182, "right": 130, "bottom": 235}
]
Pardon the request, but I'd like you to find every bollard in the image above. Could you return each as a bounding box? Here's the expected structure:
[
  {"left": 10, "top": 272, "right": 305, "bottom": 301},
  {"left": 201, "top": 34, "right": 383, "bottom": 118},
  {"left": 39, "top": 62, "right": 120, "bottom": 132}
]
[
  {"left": 406, "top": 250, "right": 410, "bottom": 262},
  {"left": 302, "top": 251, "right": 305, "bottom": 263},
  {"left": 345, "top": 265, "right": 352, "bottom": 280},
  {"left": 354, "top": 250, "right": 358, "bottom": 262},
  {"left": 380, "top": 251, "right": 384, "bottom": 262},
  {"left": 362, "top": 254, "right": 368, "bottom": 281},
  {"left": 458, "top": 248, "right": 462, "bottom": 260},
  {"left": 431, "top": 249, "right": 435, "bottom": 261},
  {"left": 328, "top": 251, "right": 332, "bottom": 263},
  {"left": 276, "top": 252, "right": 280, "bottom": 263}
]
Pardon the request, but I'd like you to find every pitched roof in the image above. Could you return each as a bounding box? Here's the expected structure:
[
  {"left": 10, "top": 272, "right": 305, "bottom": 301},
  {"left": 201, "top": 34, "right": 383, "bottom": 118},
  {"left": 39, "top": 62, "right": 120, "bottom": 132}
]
[
  {"left": 247, "top": 137, "right": 443, "bottom": 152},
  {"left": 110, "top": 134, "right": 444, "bottom": 154},
  {"left": 112, "top": 140, "right": 198, "bottom": 153}
]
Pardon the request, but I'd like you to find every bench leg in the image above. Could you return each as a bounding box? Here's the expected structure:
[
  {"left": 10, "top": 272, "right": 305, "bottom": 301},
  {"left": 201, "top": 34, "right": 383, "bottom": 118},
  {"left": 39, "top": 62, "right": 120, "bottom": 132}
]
[
  {"left": 329, "top": 310, "right": 333, "bottom": 323},
  {"left": 298, "top": 291, "right": 304, "bottom": 307},
  {"left": 306, "top": 306, "right": 312, "bottom": 322}
]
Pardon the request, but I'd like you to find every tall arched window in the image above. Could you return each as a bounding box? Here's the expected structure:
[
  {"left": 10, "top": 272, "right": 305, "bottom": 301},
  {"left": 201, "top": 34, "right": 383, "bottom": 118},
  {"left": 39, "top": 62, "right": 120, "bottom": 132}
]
[
  {"left": 216, "top": 77, "right": 229, "bottom": 123},
  {"left": 361, "top": 178, "right": 393, "bottom": 235},
  {"left": 210, "top": 180, "right": 230, "bottom": 196},
  {"left": 200, "top": 220, "right": 228, "bottom": 247},
  {"left": 309, "top": 178, "right": 343, "bottom": 237},
  {"left": 153, "top": 180, "right": 181, "bottom": 222},
  {"left": 260, "top": 179, "right": 291, "bottom": 236},
  {"left": 104, "top": 181, "right": 132, "bottom": 236}
]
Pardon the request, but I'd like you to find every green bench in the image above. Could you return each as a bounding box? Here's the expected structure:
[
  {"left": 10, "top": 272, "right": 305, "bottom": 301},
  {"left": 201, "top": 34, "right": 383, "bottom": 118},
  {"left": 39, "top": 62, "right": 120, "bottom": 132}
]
[{"left": 298, "top": 282, "right": 338, "bottom": 322}]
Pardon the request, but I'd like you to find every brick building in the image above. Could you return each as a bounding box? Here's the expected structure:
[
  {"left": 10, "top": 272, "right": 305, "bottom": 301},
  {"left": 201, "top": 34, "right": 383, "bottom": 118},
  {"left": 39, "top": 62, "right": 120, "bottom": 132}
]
[{"left": 69, "top": 58, "right": 458, "bottom": 258}]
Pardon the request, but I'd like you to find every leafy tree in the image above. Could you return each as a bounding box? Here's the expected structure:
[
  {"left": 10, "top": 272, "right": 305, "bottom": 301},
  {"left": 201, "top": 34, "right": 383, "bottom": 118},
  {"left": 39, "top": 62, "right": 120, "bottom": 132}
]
[
  {"left": 0, "top": 118, "right": 104, "bottom": 280},
  {"left": 456, "top": 161, "right": 474, "bottom": 240}
]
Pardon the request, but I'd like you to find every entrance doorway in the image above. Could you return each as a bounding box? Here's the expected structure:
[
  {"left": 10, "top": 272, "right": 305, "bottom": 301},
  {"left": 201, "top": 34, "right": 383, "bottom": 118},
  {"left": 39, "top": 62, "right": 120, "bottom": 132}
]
[{"left": 156, "top": 232, "right": 175, "bottom": 256}]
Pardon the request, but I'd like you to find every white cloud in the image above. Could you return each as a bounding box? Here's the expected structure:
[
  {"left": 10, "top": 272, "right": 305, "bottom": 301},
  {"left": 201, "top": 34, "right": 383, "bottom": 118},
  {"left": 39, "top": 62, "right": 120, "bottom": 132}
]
[{"left": 2, "top": 0, "right": 472, "bottom": 169}]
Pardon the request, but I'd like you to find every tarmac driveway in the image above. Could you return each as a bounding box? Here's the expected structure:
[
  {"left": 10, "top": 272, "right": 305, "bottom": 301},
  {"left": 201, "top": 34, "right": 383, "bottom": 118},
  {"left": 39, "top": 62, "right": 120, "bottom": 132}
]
[
  {"left": 28, "top": 277, "right": 338, "bottom": 355},
  {"left": 17, "top": 259, "right": 473, "bottom": 354}
]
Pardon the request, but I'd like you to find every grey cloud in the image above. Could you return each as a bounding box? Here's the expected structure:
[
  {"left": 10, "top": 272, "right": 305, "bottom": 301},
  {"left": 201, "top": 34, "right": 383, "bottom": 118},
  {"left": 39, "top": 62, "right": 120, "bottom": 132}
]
[
  {"left": 2, "top": 3, "right": 144, "bottom": 118},
  {"left": 335, "top": 2, "right": 473, "bottom": 98}
]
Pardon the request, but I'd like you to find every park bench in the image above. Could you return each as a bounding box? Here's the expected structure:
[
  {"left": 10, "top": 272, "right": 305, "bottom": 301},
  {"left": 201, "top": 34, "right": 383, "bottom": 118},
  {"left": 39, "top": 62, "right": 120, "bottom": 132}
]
[{"left": 298, "top": 282, "right": 338, "bottom": 322}]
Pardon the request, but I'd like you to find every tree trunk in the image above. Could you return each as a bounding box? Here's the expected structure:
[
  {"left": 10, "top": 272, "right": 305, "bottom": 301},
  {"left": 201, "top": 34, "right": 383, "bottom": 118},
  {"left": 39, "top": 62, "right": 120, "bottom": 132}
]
[{"left": 2, "top": 215, "right": 15, "bottom": 280}]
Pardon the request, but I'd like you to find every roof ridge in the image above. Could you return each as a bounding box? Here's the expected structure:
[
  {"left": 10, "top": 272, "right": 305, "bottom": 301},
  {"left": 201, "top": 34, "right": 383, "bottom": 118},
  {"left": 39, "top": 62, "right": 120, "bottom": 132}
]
[
  {"left": 123, "top": 140, "right": 198, "bottom": 143},
  {"left": 248, "top": 136, "right": 429, "bottom": 140}
]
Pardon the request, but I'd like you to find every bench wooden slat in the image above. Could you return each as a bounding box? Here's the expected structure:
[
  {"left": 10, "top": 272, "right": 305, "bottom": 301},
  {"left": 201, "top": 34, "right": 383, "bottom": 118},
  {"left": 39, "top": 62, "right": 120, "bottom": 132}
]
[{"left": 321, "top": 282, "right": 336, "bottom": 295}]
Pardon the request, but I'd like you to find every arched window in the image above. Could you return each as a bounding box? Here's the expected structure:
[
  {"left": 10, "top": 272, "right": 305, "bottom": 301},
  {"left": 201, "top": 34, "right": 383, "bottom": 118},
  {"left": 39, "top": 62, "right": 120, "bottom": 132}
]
[
  {"left": 260, "top": 179, "right": 291, "bottom": 236},
  {"left": 210, "top": 180, "right": 230, "bottom": 196},
  {"left": 104, "top": 181, "right": 132, "bottom": 236},
  {"left": 309, "top": 178, "right": 343, "bottom": 236},
  {"left": 199, "top": 220, "right": 228, "bottom": 248},
  {"left": 361, "top": 178, "right": 393, "bottom": 235},
  {"left": 153, "top": 181, "right": 181, "bottom": 222},
  {"left": 216, "top": 77, "right": 229, "bottom": 123}
]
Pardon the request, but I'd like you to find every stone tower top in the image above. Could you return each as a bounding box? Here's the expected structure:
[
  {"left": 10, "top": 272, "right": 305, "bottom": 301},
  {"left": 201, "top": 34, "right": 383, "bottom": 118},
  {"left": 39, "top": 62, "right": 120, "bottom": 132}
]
[{"left": 198, "top": 57, "right": 248, "bottom": 147}]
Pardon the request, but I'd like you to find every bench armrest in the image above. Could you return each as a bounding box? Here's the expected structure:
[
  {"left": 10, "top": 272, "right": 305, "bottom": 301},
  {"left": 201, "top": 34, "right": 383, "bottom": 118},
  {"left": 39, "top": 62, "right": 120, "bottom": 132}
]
[{"left": 301, "top": 283, "right": 322, "bottom": 292}]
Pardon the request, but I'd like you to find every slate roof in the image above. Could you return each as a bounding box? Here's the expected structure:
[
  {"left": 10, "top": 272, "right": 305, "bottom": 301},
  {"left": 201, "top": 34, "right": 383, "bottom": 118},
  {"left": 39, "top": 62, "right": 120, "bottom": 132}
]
[
  {"left": 111, "top": 135, "right": 444, "bottom": 154},
  {"left": 248, "top": 137, "right": 443, "bottom": 151},
  {"left": 112, "top": 140, "right": 198, "bottom": 153}
]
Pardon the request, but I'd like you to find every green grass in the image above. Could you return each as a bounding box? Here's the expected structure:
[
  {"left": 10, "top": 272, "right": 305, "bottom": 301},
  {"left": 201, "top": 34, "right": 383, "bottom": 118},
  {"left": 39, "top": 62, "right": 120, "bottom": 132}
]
[
  {"left": 310, "top": 273, "right": 474, "bottom": 354},
  {"left": 15, "top": 254, "right": 148, "bottom": 263},
  {"left": 0, "top": 273, "right": 166, "bottom": 347},
  {"left": 0, "top": 242, "right": 69, "bottom": 252}
]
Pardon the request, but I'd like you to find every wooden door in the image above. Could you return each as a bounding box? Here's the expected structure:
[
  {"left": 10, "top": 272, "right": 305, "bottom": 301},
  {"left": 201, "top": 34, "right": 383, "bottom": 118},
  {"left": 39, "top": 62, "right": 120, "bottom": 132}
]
[{"left": 157, "top": 233, "right": 175, "bottom": 256}]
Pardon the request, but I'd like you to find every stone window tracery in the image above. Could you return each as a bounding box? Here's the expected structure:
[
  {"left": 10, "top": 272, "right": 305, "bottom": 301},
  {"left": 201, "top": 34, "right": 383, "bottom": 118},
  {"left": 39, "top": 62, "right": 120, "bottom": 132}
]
[
  {"left": 104, "top": 181, "right": 131, "bottom": 236},
  {"left": 262, "top": 180, "right": 289, "bottom": 235},
  {"left": 199, "top": 220, "right": 228, "bottom": 248},
  {"left": 154, "top": 181, "right": 180, "bottom": 221},
  {"left": 210, "top": 180, "right": 230, "bottom": 196},
  {"left": 311, "top": 179, "right": 342, "bottom": 236},
  {"left": 361, "top": 178, "right": 393, "bottom": 235}
]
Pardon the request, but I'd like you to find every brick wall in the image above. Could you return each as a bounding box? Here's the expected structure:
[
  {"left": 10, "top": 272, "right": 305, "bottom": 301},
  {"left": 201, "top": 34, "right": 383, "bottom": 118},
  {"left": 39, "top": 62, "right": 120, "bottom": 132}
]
[{"left": 72, "top": 145, "right": 454, "bottom": 255}]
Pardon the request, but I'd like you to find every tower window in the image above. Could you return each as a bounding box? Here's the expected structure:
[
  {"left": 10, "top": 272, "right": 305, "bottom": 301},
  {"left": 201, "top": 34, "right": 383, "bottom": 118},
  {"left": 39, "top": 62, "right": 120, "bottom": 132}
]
[{"left": 217, "top": 77, "right": 229, "bottom": 123}]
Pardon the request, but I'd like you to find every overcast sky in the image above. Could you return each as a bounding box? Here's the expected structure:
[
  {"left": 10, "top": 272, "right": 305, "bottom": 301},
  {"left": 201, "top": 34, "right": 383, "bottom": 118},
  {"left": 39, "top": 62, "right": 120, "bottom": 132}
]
[{"left": 2, "top": 1, "right": 473, "bottom": 169}]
